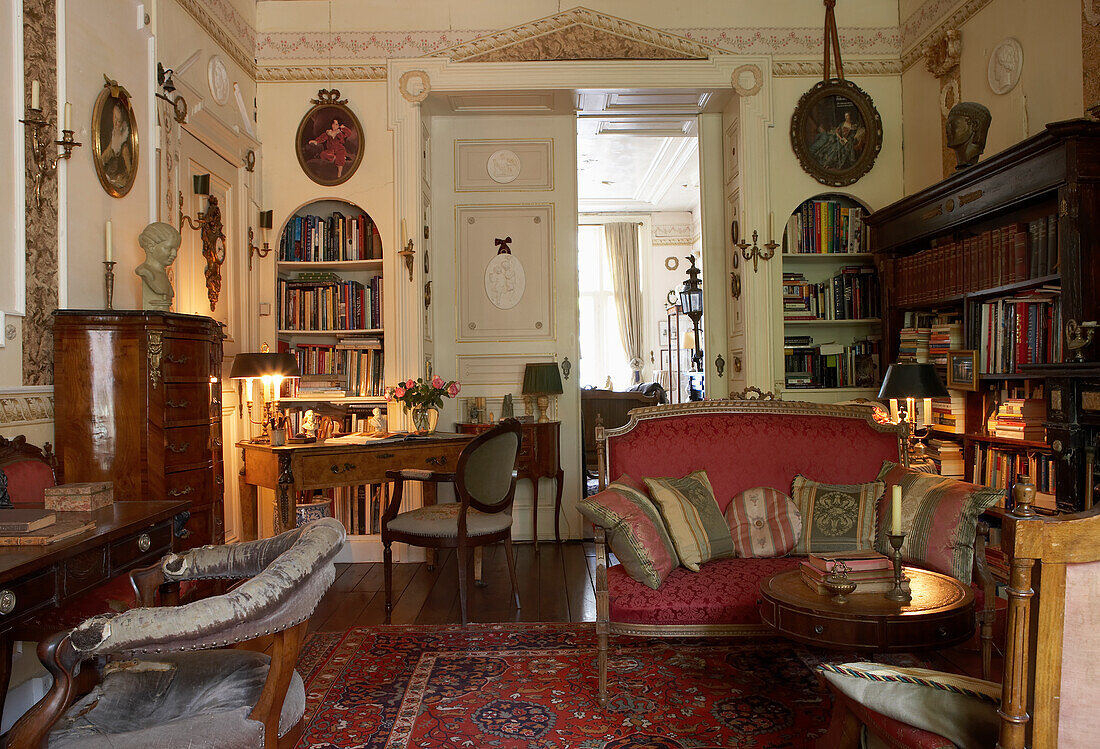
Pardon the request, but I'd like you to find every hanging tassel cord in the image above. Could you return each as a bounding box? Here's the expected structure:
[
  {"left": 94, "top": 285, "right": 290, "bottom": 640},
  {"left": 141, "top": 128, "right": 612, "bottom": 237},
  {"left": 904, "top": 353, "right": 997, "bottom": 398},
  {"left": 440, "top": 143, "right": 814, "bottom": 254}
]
[{"left": 823, "top": 0, "right": 845, "bottom": 81}]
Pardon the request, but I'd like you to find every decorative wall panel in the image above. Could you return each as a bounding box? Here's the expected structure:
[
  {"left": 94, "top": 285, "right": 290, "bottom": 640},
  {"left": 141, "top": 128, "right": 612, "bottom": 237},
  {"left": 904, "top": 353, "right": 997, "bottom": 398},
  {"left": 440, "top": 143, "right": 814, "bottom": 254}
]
[
  {"left": 455, "top": 140, "right": 553, "bottom": 191},
  {"left": 456, "top": 352, "right": 556, "bottom": 386}
]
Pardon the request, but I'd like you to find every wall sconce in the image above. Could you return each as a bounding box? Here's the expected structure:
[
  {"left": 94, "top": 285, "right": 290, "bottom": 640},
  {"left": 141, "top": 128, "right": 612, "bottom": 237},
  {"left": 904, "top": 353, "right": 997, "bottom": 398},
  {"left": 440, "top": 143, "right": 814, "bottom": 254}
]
[
  {"left": 179, "top": 174, "right": 227, "bottom": 311},
  {"left": 735, "top": 229, "right": 777, "bottom": 274},
  {"left": 155, "top": 63, "right": 187, "bottom": 124},
  {"left": 248, "top": 210, "right": 274, "bottom": 270},
  {"left": 20, "top": 81, "right": 81, "bottom": 208},
  {"left": 397, "top": 219, "right": 415, "bottom": 281}
]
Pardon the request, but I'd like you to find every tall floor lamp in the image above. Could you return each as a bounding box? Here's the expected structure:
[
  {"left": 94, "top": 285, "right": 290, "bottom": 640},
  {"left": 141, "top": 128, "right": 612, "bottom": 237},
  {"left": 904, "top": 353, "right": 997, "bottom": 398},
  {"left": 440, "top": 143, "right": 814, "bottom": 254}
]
[{"left": 878, "top": 362, "right": 949, "bottom": 467}]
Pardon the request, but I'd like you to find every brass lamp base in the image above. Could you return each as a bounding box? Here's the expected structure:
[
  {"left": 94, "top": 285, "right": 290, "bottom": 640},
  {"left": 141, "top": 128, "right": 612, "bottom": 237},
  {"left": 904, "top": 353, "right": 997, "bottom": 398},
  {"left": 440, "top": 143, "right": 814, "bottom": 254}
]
[{"left": 536, "top": 394, "right": 550, "bottom": 423}]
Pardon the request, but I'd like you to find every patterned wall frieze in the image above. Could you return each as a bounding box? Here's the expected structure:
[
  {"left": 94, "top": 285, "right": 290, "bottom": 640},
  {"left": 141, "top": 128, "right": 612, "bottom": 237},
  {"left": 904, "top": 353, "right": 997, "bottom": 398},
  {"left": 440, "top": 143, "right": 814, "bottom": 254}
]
[
  {"left": 0, "top": 388, "right": 54, "bottom": 428},
  {"left": 23, "top": 0, "right": 58, "bottom": 387},
  {"left": 900, "top": 0, "right": 994, "bottom": 70},
  {"left": 175, "top": 0, "right": 257, "bottom": 78},
  {"left": 255, "top": 64, "right": 388, "bottom": 82},
  {"left": 772, "top": 59, "right": 903, "bottom": 77}
]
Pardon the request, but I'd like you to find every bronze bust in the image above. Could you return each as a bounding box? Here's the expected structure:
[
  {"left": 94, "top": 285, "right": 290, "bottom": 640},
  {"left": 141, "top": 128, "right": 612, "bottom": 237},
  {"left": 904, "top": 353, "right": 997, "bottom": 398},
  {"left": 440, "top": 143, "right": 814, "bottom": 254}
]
[{"left": 946, "top": 101, "right": 992, "bottom": 170}]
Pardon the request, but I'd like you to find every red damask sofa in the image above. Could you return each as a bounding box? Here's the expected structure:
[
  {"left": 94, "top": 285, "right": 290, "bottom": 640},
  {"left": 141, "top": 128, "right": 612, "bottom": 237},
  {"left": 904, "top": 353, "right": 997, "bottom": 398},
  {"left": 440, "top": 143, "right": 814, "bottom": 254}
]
[{"left": 592, "top": 399, "right": 997, "bottom": 706}]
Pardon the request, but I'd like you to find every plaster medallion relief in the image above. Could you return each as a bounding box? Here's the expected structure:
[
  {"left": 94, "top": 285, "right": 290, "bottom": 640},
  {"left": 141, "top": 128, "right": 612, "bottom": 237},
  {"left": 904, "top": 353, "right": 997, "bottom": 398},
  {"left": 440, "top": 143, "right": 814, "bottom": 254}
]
[
  {"left": 940, "top": 78, "right": 960, "bottom": 117},
  {"left": 485, "top": 250, "right": 526, "bottom": 310},
  {"left": 5, "top": 324, "right": 14, "bottom": 340},
  {"left": 208, "top": 55, "right": 230, "bottom": 105},
  {"left": 987, "top": 38, "right": 1023, "bottom": 95},
  {"left": 398, "top": 70, "right": 431, "bottom": 103},
  {"left": 487, "top": 149, "right": 521, "bottom": 184},
  {"left": 731, "top": 64, "right": 763, "bottom": 97}
]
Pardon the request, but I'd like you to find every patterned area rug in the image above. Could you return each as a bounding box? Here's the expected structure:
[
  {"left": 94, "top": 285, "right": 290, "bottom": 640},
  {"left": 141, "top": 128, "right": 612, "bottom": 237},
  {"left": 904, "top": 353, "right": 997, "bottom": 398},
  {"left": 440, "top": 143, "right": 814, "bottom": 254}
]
[{"left": 294, "top": 623, "right": 922, "bottom": 748}]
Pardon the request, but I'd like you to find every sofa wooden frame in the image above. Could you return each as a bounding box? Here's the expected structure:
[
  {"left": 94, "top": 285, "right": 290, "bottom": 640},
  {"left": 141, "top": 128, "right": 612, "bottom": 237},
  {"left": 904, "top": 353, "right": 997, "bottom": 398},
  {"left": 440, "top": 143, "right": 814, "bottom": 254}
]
[{"left": 592, "top": 399, "right": 997, "bottom": 705}]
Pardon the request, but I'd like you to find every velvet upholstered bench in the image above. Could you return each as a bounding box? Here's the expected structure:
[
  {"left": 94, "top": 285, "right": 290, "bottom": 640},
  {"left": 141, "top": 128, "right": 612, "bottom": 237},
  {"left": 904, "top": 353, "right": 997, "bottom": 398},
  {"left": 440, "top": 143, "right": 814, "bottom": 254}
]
[{"left": 584, "top": 400, "right": 1002, "bottom": 707}]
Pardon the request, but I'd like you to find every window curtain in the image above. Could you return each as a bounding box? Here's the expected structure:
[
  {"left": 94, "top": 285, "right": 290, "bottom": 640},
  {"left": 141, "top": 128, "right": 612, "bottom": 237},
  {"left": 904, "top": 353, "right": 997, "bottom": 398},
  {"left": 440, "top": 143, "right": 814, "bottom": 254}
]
[{"left": 604, "top": 222, "right": 643, "bottom": 384}]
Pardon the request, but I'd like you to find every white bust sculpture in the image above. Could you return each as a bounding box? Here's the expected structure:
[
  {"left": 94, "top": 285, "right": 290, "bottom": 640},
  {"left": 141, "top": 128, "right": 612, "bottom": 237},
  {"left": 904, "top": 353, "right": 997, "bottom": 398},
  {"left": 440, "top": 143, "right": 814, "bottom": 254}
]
[
  {"left": 135, "top": 222, "right": 181, "bottom": 311},
  {"left": 369, "top": 407, "right": 387, "bottom": 434}
]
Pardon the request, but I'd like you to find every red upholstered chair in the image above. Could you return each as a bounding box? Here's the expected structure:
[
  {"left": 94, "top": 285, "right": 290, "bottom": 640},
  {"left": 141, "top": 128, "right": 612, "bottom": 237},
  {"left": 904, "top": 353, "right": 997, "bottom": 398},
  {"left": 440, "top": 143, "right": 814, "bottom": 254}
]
[{"left": 0, "top": 435, "right": 59, "bottom": 507}]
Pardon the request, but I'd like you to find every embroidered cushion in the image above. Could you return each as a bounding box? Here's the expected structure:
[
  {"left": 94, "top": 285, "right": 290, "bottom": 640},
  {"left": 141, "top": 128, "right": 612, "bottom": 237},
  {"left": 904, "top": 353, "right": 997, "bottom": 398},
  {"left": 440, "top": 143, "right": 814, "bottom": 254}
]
[
  {"left": 725, "top": 487, "right": 802, "bottom": 558},
  {"left": 875, "top": 462, "right": 1005, "bottom": 584},
  {"left": 817, "top": 662, "right": 999, "bottom": 748},
  {"left": 578, "top": 475, "right": 678, "bottom": 590},
  {"left": 644, "top": 470, "right": 734, "bottom": 571},
  {"left": 791, "top": 476, "right": 882, "bottom": 554}
]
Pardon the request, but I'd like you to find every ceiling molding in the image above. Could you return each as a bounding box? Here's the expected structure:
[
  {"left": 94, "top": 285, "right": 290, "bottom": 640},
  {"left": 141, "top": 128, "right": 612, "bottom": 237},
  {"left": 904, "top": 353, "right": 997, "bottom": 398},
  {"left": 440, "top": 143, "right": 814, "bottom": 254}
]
[
  {"left": 256, "top": 64, "right": 389, "bottom": 82},
  {"left": 635, "top": 138, "right": 698, "bottom": 207},
  {"left": 772, "top": 59, "right": 902, "bottom": 77},
  {"left": 175, "top": 0, "right": 257, "bottom": 79},
  {"left": 900, "top": 0, "right": 994, "bottom": 71}
]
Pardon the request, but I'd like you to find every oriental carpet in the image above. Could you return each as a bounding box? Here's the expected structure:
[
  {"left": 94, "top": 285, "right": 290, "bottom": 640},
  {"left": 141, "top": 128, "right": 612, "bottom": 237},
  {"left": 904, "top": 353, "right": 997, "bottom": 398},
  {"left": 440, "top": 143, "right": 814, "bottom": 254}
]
[{"left": 293, "top": 623, "right": 921, "bottom": 748}]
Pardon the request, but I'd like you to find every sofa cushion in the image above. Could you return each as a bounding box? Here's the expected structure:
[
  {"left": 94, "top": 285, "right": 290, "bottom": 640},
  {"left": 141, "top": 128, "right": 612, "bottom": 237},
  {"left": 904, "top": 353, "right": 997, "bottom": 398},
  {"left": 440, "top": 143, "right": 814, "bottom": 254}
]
[
  {"left": 644, "top": 471, "right": 734, "bottom": 571},
  {"left": 874, "top": 462, "right": 1004, "bottom": 584},
  {"left": 607, "top": 556, "right": 801, "bottom": 625},
  {"left": 791, "top": 476, "right": 882, "bottom": 554},
  {"left": 579, "top": 475, "right": 678, "bottom": 590},
  {"left": 817, "top": 662, "right": 999, "bottom": 749},
  {"left": 725, "top": 487, "right": 802, "bottom": 558}
]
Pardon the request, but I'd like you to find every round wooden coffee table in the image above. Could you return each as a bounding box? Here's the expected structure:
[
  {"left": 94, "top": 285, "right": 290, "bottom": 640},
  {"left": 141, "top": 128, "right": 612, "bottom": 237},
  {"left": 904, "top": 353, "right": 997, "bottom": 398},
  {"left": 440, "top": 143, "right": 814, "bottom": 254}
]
[{"left": 758, "top": 567, "right": 974, "bottom": 652}]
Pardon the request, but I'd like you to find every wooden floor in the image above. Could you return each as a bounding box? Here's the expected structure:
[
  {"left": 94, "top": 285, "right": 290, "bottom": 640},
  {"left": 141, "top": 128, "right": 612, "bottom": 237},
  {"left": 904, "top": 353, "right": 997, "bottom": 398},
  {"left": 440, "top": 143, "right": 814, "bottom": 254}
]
[{"left": 309, "top": 540, "right": 1000, "bottom": 682}]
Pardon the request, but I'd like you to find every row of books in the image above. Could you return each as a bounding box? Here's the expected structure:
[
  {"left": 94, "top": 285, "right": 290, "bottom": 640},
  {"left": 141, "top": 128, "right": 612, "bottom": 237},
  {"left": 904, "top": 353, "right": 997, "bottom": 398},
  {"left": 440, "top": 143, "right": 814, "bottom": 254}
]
[
  {"left": 277, "top": 274, "right": 383, "bottom": 331},
  {"left": 989, "top": 398, "right": 1046, "bottom": 441},
  {"left": 891, "top": 214, "right": 1059, "bottom": 306},
  {"left": 971, "top": 444, "right": 1057, "bottom": 510},
  {"left": 329, "top": 485, "right": 385, "bottom": 536},
  {"left": 974, "top": 289, "right": 1062, "bottom": 374},
  {"left": 799, "top": 550, "right": 909, "bottom": 595},
  {"left": 279, "top": 212, "right": 383, "bottom": 262},
  {"left": 783, "top": 199, "right": 866, "bottom": 254},
  {"left": 782, "top": 266, "right": 880, "bottom": 321},
  {"left": 783, "top": 338, "right": 881, "bottom": 389},
  {"left": 286, "top": 339, "right": 384, "bottom": 395}
]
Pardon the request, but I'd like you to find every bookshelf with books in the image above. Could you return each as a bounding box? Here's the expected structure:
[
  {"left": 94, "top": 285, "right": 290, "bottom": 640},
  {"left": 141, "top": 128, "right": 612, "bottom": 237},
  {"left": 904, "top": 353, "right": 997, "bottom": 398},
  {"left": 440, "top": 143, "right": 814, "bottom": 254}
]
[
  {"left": 868, "top": 119, "right": 1100, "bottom": 514},
  {"left": 780, "top": 194, "right": 882, "bottom": 402}
]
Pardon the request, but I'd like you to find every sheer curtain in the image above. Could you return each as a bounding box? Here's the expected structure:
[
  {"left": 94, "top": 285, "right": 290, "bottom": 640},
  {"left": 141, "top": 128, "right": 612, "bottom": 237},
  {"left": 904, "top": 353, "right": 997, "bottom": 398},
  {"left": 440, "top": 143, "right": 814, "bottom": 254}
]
[{"left": 604, "top": 222, "right": 643, "bottom": 384}]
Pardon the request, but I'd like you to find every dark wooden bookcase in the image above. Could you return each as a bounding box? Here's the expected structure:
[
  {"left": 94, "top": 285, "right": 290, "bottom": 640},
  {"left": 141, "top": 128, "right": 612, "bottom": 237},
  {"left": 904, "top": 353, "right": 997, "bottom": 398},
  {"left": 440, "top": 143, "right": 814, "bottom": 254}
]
[{"left": 867, "top": 119, "right": 1100, "bottom": 512}]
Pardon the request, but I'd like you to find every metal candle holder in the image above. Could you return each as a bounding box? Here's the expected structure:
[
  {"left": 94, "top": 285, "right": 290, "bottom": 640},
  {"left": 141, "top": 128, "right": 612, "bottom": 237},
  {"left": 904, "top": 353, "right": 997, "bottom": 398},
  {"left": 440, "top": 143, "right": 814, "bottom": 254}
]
[
  {"left": 884, "top": 533, "right": 911, "bottom": 602},
  {"left": 103, "top": 261, "right": 116, "bottom": 310}
]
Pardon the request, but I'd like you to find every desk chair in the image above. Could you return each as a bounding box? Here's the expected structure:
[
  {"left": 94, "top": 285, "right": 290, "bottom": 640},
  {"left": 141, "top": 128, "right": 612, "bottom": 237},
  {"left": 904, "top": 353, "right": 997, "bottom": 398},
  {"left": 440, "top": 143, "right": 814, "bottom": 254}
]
[{"left": 382, "top": 419, "right": 522, "bottom": 624}]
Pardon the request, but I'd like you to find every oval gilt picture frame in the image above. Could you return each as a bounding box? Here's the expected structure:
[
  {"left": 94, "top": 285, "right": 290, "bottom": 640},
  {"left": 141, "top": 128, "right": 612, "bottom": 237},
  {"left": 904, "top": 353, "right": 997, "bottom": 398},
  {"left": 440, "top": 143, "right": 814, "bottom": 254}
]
[
  {"left": 790, "top": 78, "right": 882, "bottom": 187},
  {"left": 295, "top": 95, "right": 364, "bottom": 187},
  {"left": 92, "top": 80, "right": 139, "bottom": 198}
]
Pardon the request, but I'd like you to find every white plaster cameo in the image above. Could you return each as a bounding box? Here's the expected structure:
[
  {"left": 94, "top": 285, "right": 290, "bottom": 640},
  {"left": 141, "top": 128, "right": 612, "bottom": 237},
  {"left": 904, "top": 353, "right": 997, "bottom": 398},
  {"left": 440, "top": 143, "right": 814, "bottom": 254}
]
[
  {"left": 399, "top": 70, "right": 431, "bottom": 103},
  {"left": 487, "top": 149, "right": 522, "bottom": 184},
  {"left": 208, "top": 55, "right": 230, "bottom": 105},
  {"left": 484, "top": 251, "right": 526, "bottom": 310},
  {"left": 987, "top": 38, "right": 1023, "bottom": 95},
  {"left": 731, "top": 64, "right": 763, "bottom": 97}
]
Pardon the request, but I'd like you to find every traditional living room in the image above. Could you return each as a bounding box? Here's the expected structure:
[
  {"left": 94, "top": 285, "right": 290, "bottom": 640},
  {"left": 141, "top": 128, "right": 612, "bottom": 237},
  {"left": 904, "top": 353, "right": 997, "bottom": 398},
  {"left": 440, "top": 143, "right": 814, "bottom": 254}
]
[{"left": 0, "top": 0, "right": 1098, "bottom": 747}]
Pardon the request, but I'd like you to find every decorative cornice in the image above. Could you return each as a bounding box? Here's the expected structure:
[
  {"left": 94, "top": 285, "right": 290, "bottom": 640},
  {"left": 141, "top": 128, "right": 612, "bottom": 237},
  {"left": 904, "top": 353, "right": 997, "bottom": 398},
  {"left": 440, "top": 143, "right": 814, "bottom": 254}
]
[
  {"left": 175, "top": 0, "right": 257, "bottom": 79},
  {"left": 901, "top": 0, "right": 993, "bottom": 70},
  {"left": 923, "top": 28, "right": 961, "bottom": 77},
  {"left": 255, "top": 65, "right": 388, "bottom": 82},
  {"left": 772, "top": 59, "right": 902, "bottom": 77},
  {"left": 0, "top": 387, "right": 54, "bottom": 428},
  {"left": 653, "top": 236, "right": 698, "bottom": 246}
]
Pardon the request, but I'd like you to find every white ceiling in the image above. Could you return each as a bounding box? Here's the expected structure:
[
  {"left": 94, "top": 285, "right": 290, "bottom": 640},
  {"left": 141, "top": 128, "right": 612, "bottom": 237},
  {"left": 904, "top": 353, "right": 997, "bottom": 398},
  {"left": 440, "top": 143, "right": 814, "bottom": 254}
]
[{"left": 576, "top": 129, "right": 700, "bottom": 214}]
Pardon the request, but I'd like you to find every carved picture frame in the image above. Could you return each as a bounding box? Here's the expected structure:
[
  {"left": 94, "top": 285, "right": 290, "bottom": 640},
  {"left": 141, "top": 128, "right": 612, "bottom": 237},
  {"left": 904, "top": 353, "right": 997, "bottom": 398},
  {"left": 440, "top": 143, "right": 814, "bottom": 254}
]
[
  {"left": 92, "top": 79, "right": 140, "bottom": 198},
  {"left": 790, "top": 78, "right": 882, "bottom": 187},
  {"left": 946, "top": 349, "right": 979, "bottom": 392},
  {"left": 295, "top": 91, "right": 364, "bottom": 187}
]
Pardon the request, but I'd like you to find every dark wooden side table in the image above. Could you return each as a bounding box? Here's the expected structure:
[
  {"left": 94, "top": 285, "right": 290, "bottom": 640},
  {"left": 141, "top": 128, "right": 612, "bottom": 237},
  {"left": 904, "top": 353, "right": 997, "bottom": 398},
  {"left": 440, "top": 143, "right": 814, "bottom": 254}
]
[
  {"left": 456, "top": 421, "right": 563, "bottom": 549},
  {"left": 758, "top": 567, "right": 974, "bottom": 652}
]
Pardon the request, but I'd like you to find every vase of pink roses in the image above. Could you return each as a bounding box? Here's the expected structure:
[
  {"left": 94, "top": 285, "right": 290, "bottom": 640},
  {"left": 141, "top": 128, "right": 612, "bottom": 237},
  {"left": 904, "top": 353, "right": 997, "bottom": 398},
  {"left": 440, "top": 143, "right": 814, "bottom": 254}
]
[{"left": 386, "top": 375, "right": 461, "bottom": 434}]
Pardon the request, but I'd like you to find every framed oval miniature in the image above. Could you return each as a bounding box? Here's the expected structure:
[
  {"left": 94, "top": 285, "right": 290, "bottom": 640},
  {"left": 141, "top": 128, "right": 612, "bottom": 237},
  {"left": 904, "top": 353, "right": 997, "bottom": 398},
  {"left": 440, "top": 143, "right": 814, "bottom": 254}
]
[
  {"left": 295, "top": 89, "right": 364, "bottom": 187},
  {"left": 790, "top": 79, "right": 882, "bottom": 187},
  {"left": 92, "top": 78, "right": 139, "bottom": 198}
]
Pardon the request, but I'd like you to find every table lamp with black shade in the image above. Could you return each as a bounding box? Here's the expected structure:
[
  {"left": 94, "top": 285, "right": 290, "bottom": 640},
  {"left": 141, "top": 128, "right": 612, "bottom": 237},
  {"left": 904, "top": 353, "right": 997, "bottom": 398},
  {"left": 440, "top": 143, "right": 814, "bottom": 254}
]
[
  {"left": 230, "top": 347, "right": 301, "bottom": 442},
  {"left": 522, "top": 362, "right": 564, "bottom": 424},
  {"left": 878, "top": 362, "right": 949, "bottom": 467}
]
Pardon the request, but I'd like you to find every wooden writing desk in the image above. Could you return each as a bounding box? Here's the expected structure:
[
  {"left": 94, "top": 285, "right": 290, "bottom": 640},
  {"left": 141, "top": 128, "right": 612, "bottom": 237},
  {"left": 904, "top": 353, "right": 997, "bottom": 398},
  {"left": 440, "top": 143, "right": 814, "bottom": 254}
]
[{"left": 237, "top": 433, "right": 475, "bottom": 538}]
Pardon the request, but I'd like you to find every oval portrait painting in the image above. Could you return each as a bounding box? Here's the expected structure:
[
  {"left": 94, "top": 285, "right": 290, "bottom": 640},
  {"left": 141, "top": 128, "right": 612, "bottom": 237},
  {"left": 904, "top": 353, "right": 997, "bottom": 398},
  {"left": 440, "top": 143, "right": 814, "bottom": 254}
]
[
  {"left": 790, "top": 79, "right": 882, "bottom": 187},
  {"left": 92, "top": 81, "right": 139, "bottom": 198},
  {"left": 295, "top": 94, "right": 364, "bottom": 187}
]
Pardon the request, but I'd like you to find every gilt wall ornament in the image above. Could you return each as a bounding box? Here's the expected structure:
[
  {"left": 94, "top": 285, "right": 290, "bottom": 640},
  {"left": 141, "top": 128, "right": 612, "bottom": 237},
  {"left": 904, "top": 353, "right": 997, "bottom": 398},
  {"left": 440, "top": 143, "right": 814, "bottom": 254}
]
[{"left": 398, "top": 70, "right": 431, "bottom": 103}]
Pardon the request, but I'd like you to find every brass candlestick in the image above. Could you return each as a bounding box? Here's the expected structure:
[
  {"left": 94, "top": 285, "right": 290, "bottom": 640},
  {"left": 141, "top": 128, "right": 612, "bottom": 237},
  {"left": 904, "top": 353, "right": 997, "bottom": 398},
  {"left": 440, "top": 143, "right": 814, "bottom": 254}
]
[
  {"left": 103, "top": 261, "right": 116, "bottom": 310},
  {"left": 884, "top": 533, "right": 911, "bottom": 602}
]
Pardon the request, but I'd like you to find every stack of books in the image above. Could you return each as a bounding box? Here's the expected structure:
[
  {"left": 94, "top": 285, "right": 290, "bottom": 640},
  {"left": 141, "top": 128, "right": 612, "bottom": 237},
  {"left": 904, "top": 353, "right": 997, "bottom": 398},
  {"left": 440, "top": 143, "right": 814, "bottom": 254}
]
[
  {"left": 800, "top": 550, "right": 908, "bottom": 595},
  {"left": 930, "top": 395, "right": 967, "bottom": 434},
  {"left": 924, "top": 438, "right": 965, "bottom": 479},
  {"left": 928, "top": 321, "right": 963, "bottom": 380},
  {"left": 898, "top": 326, "right": 931, "bottom": 363},
  {"left": 993, "top": 398, "right": 1046, "bottom": 441}
]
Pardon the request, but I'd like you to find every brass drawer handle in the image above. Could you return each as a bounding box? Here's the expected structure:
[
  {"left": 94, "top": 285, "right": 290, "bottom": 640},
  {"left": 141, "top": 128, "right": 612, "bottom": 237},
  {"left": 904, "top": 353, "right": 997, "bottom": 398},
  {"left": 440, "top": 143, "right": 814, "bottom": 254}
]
[
  {"left": 166, "top": 353, "right": 190, "bottom": 365},
  {"left": 166, "top": 400, "right": 190, "bottom": 409},
  {"left": 376, "top": 452, "right": 395, "bottom": 459},
  {"left": 169, "top": 486, "right": 194, "bottom": 497},
  {"left": 167, "top": 442, "right": 191, "bottom": 453},
  {"left": 0, "top": 590, "right": 15, "bottom": 615},
  {"left": 138, "top": 533, "right": 152, "bottom": 552},
  {"left": 331, "top": 463, "right": 356, "bottom": 474},
  {"left": 814, "top": 625, "right": 824, "bottom": 635},
  {"left": 212, "top": 437, "right": 222, "bottom": 448},
  {"left": 215, "top": 474, "right": 224, "bottom": 485},
  {"left": 426, "top": 456, "right": 448, "bottom": 466}
]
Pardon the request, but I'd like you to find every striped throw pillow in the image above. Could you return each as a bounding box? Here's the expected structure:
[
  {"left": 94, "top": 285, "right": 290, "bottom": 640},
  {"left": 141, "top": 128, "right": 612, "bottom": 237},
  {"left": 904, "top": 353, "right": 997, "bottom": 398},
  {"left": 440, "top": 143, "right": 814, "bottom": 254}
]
[
  {"left": 791, "top": 476, "right": 882, "bottom": 554},
  {"left": 725, "top": 487, "right": 802, "bottom": 558},
  {"left": 578, "top": 475, "right": 679, "bottom": 589},
  {"left": 644, "top": 471, "right": 734, "bottom": 571}
]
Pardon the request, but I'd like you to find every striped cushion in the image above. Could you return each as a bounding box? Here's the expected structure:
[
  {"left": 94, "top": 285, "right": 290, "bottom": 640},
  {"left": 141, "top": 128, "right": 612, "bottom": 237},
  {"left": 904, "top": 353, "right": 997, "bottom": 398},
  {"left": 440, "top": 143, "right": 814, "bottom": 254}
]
[
  {"left": 791, "top": 476, "right": 881, "bottom": 554},
  {"left": 578, "top": 475, "right": 678, "bottom": 590},
  {"left": 725, "top": 487, "right": 802, "bottom": 558},
  {"left": 644, "top": 471, "right": 733, "bottom": 571},
  {"left": 875, "top": 462, "right": 1005, "bottom": 584}
]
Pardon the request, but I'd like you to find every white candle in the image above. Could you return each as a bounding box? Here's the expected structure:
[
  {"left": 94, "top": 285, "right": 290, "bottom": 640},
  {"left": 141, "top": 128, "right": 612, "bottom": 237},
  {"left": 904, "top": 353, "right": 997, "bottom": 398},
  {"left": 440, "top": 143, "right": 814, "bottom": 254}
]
[
  {"left": 63, "top": 102, "right": 71, "bottom": 130},
  {"left": 891, "top": 485, "right": 902, "bottom": 536},
  {"left": 769, "top": 211, "right": 775, "bottom": 240},
  {"left": 400, "top": 219, "right": 407, "bottom": 248},
  {"left": 104, "top": 220, "right": 112, "bottom": 262},
  {"left": 244, "top": 377, "right": 253, "bottom": 404},
  {"left": 30, "top": 80, "right": 40, "bottom": 110}
]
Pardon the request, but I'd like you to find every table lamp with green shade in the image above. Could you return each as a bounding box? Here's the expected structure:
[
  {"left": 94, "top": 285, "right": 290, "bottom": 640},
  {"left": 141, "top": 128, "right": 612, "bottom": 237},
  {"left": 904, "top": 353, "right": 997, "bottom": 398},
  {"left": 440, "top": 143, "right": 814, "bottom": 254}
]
[
  {"left": 230, "top": 347, "right": 300, "bottom": 441},
  {"left": 878, "top": 362, "right": 949, "bottom": 467},
  {"left": 522, "top": 362, "right": 564, "bottom": 423}
]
